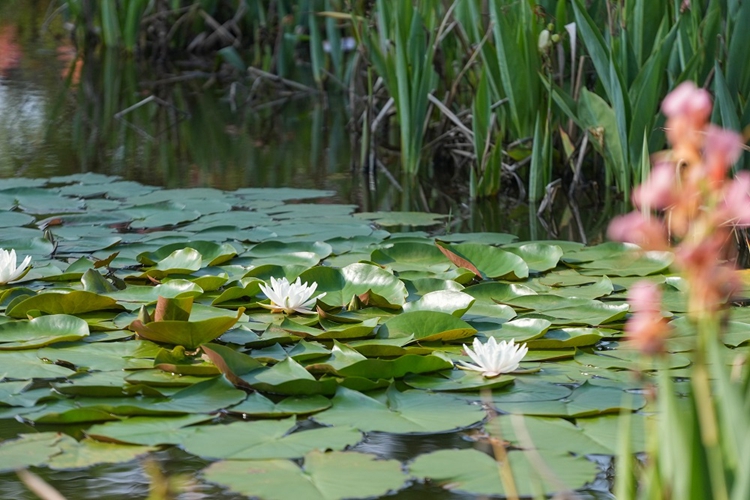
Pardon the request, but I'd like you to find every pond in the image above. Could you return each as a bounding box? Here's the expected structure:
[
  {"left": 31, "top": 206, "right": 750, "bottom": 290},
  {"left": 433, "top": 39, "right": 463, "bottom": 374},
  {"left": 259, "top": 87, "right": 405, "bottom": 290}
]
[
  {"left": 0, "top": 3, "right": 704, "bottom": 500},
  {"left": 0, "top": 1, "right": 625, "bottom": 246}
]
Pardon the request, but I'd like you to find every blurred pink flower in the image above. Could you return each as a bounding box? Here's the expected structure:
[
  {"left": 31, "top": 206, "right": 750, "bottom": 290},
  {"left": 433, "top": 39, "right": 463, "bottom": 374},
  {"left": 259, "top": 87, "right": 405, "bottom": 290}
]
[
  {"left": 704, "top": 125, "right": 744, "bottom": 182},
  {"left": 632, "top": 162, "right": 676, "bottom": 210},
  {"left": 607, "top": 212, "right": 669, "bottom": 250},
  {"left": 719, "top": 172, "right": 750, "bottom": 226},
  {"left": 628, "top": 281, "right": 662, "bottom": 314},
  {"left": 661, "top": 82, "right": 712, "bottom": 122},
  {"left": 624, "top": 310, "right": 671, "bottom": 355},
  {"left": 625, "top": 281, "right": 670, "bottom": 355}
]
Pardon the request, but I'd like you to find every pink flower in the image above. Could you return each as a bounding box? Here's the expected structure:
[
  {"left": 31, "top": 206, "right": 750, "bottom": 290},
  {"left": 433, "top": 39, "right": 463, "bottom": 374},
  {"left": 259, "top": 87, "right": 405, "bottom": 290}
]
[
  {"left": 661, "top": 82, "right": 712, "bottom": 122},
  {"left": 607, "top": 212, "right": 669, "bottom": 250},
  {"left": 704, "top": 125, "right": 745, "bottom": 182},
  {"left": 632, "top": 162, "right": 676, "bottom": 210},
  {"left": 718, "top": 172, "right": 750, "bottom": 226},
  {"left": 625, "top": 281, "right": 670, "bottom": 354},
  {"left": 628, "top": 281, "right": 662, "bottom": 314},
  {"left": 625, "top": 311, "right": 671, "bottom": 355}
]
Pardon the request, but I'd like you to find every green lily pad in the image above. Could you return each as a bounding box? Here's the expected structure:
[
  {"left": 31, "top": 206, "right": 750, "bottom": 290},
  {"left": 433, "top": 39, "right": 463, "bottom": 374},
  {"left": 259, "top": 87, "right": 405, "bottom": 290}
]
[
  {"left": 0, "top": 432, "right": 68, "bottom": 472},
  {"left": 0, "top": 314, "right": 89, "bottom": 349},
  {"left": 130, "top": 308, "right": 244, "bottom": 349},
  {"left": 176, "top": 417, "right": 361, "bottom": 460},
  {"left": 240, "top": 357, "right": 338, "bottom": 396},
  {"left": 47, "top": 438, "right": 155, "bottom": 469},
  {"left": 227, "top": 393, "right": 332, "bottom": 418},
  {"left": 506, "top": 243, "right": 563, "bottom": 273},
  {"left": 86, "top": 414, "right": 214, "bottom": 445},
  {"left": 37, "top": 340, "right": 159, "bottom": 371},
  {"left": 409, "top": 448, "right": 597, "bottom": 497},
  {"left": 402, "top": 290, "right": 475, "bottom": 317},
  {"left": 377, "top": 311, "right": 476, "bottom": 341},
  {"left": 6, "top": 291, "right": 124, "bottom": 318},
  {"left": 301, "top": 263, "right": 407, "bottom": 307},
  {"left": 203, "top": 450, "right": 407, "bottom": 500},
  {"left": 527, "top": 327, "right": 605, "bottom": 349},
  {"left": 314, "top": 386, "right": 484, "bottom": 433},
  {"left": 439, "top": 243, "right": 529, "bottom": 280},
  {"left": 404, "top": 370, "right": 515, "bottom": 392},
  {"left": 306, "top": 342, "right": 454, "bottom": 379},
  {"left": 371, "top": 243, "right": 451, "bottom": 273},
  {"left": 355, "top": 211, "right": 445, "bottom": 226},
  {"left": 494, "top": 381, "right": 646, "bottom": 417}
]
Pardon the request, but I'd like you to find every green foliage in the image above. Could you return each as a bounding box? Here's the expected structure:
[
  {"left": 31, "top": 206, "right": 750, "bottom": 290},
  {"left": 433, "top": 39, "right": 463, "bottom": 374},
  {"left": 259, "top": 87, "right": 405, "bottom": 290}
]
[{"left": 57, "top": 0, "right": 750, "bottom": 197}]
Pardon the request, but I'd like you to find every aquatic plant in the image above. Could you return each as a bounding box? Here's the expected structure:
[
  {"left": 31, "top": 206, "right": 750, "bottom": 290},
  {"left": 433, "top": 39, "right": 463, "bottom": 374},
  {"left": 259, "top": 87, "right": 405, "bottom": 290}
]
[
  {"left": 458, "top": 337, "right": 528, "bottom": 378},
  {"left": 258, "top": 276, "right": 324, "bottom": 314},
  {"left": 610, "top": 81, "right": 750, "bottom": 499},
  {"left": 0, "top": 248, "right": 31, "bottom": 285},
  {"left": 52, "top": 0, "right": 749, "bottom": 199}
]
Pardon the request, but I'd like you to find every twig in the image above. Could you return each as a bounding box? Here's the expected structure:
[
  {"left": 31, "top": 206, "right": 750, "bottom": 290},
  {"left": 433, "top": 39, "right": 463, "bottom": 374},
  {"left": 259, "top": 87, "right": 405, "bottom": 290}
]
[
  {"left": 17, "top": 470, "right": 67, "bottom": 500},
  {"left": 247, "top": 67, "right": 320, "bottom": 94}
]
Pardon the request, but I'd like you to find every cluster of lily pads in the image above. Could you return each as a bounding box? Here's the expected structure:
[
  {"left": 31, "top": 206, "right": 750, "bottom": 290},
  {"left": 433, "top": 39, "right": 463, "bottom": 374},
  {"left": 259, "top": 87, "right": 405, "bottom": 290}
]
[{"left": 0, "top": 174, "right": 749, "bottom": 499}]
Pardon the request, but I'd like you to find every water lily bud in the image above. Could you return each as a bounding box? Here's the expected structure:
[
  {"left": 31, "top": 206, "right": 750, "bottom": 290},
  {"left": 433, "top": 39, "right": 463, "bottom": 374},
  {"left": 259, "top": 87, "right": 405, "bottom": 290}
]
[{"left": 538, "top": 29, "right": 551, "bottom": 52}]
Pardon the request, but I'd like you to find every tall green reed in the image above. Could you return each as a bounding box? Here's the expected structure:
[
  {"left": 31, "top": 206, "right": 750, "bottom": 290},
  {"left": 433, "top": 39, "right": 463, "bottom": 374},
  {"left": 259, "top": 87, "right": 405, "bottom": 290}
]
[
  {"left": 59, "top": 0, "right": 750, "bottom": 199},
  {"left": 365, "top": 0, "right": 438, "bottom": 176}
]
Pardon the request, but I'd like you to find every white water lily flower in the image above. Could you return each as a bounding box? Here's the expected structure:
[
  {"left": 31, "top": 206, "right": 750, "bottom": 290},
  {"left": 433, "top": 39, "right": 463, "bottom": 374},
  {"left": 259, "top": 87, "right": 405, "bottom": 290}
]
[
  {"left": 258, "top": 277, "right": 325, "bottom": 315},
  {"left": 457, "top": 337, "right": 528, "bottom": 378},
  {"left": 0, "top": 248, "right": 31, "bottom": 285}
]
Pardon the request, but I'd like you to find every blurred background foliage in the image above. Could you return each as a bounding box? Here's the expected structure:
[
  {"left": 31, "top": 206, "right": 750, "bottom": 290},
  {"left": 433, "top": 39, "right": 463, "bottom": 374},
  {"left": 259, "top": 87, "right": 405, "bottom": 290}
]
[{"left": 50, "top": 0, "right": 750, "bottom": 203}]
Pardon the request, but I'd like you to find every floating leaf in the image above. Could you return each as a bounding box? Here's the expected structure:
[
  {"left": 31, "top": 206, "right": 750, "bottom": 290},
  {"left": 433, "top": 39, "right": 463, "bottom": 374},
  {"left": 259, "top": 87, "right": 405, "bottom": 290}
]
[
  {"left": 402, "top": 290, "right": 475, "bottom": 317},
  {"left": 87, "top": 414, "right": 214, "bottom": 445},
  {"left": 306, "top": 342, "right": 453, "bottom": 379},
  {"left": 314, "top": 386, "right": 484, "bottom": 433},
  {"left": 409, "top": 448, "right": 597, "bottom": 497},
  {"left": 0, "top": 315, "right": 89, "bottom": 349},
  {"left": 0, "top": 432, "right": 68, "bottom": 472},
  {"left": 227, "top": 393, "right": 331, "bottom": 418},
  {"left": 377, "top": 311, "right": 476, "bottom": 342},
  {"left": 404, "top": 370, "right": 515, "bottom": 392},
  {"left": 6, "top": 291, "right": 123, "bottom": 318},
  {"left": 47, "top": 438, "right": 154, "bottom": 469},
  {"left": 176, "top": 417, "right": 361, "bottom": 460},
  {"left": 493, "top": 381, "right": 646, "bottom": 417},
  {"left": 240, "top": 357, "right": 338, "bottom": 396},
  {"left": 203, "top": 450, "right": 407, "bottom": 500},
  {"left": 130, "top": 308, "right": 244, "bottom": 349}
]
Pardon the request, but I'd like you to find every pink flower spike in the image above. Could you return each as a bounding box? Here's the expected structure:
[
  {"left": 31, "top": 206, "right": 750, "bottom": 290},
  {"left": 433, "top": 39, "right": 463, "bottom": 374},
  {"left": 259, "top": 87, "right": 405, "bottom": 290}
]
[
  {"left": 720, "top": 172, "right": 750, "bottom": 226},
  {"left": 628, "top": 281, "right": 662, "bottom": 314},
  {"left": 661, "top": 81, "right": 712, "bottom": 122},
  {"left": 704, "top": 125, "right": 745, "bottom": 181},
  {"left": 607, "top": 212, "right": 668, "bottom": 250},
  {"left": 632, "top": 162, "right": 675, "bottom": 210}
]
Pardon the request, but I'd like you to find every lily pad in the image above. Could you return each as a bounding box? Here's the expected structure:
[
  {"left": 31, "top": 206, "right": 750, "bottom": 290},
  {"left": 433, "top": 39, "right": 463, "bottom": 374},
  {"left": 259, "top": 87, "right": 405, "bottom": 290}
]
[
  {"left": 0, "top": 315, "right": 89, "bottom": 349},
  {"left": 176, "top": 417, "right": 361, "bottom": 460},
  {"left": 409, "top": 448, "right": 597, "bottom": 497},
  {"left": 314, "top": 386, "right": 485, "bottom": 433},
  {"left": 227, "top": 393, "right": 332, "bottom": 418},
  {"left": 203, "top": 450, "right": 407, "bottom": 500},
  {"left": 377, "top": 311, "right": 476, "bottom": 342}
]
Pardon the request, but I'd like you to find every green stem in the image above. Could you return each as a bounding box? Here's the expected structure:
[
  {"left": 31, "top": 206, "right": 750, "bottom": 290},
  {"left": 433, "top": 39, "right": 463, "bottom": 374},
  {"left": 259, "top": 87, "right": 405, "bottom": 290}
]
[{"left": 693, "top": 315, "right": 729, "bottom": 500}]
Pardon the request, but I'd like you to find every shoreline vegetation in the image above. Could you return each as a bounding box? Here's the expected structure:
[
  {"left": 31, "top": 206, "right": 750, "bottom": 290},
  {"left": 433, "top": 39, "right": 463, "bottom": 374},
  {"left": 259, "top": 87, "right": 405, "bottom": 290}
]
[{"left": 52, "top": 0, "right": 750, "bottom": 202}]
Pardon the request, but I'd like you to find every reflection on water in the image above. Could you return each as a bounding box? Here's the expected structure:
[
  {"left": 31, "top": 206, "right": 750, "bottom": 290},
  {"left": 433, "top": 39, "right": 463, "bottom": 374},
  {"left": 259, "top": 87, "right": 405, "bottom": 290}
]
[{"left": 0, "top": 0, "right": 625, "bottom": 245}]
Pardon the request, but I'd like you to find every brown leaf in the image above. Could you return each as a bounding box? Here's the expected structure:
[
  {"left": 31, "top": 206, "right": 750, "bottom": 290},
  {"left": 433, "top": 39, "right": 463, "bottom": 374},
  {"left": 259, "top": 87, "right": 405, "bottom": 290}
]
[
  {"left": 435, "top": 242, "right": 481, "bottom": 277},
  {"left": 200, "top": 344, "right": 254, "bottom": 391}
]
